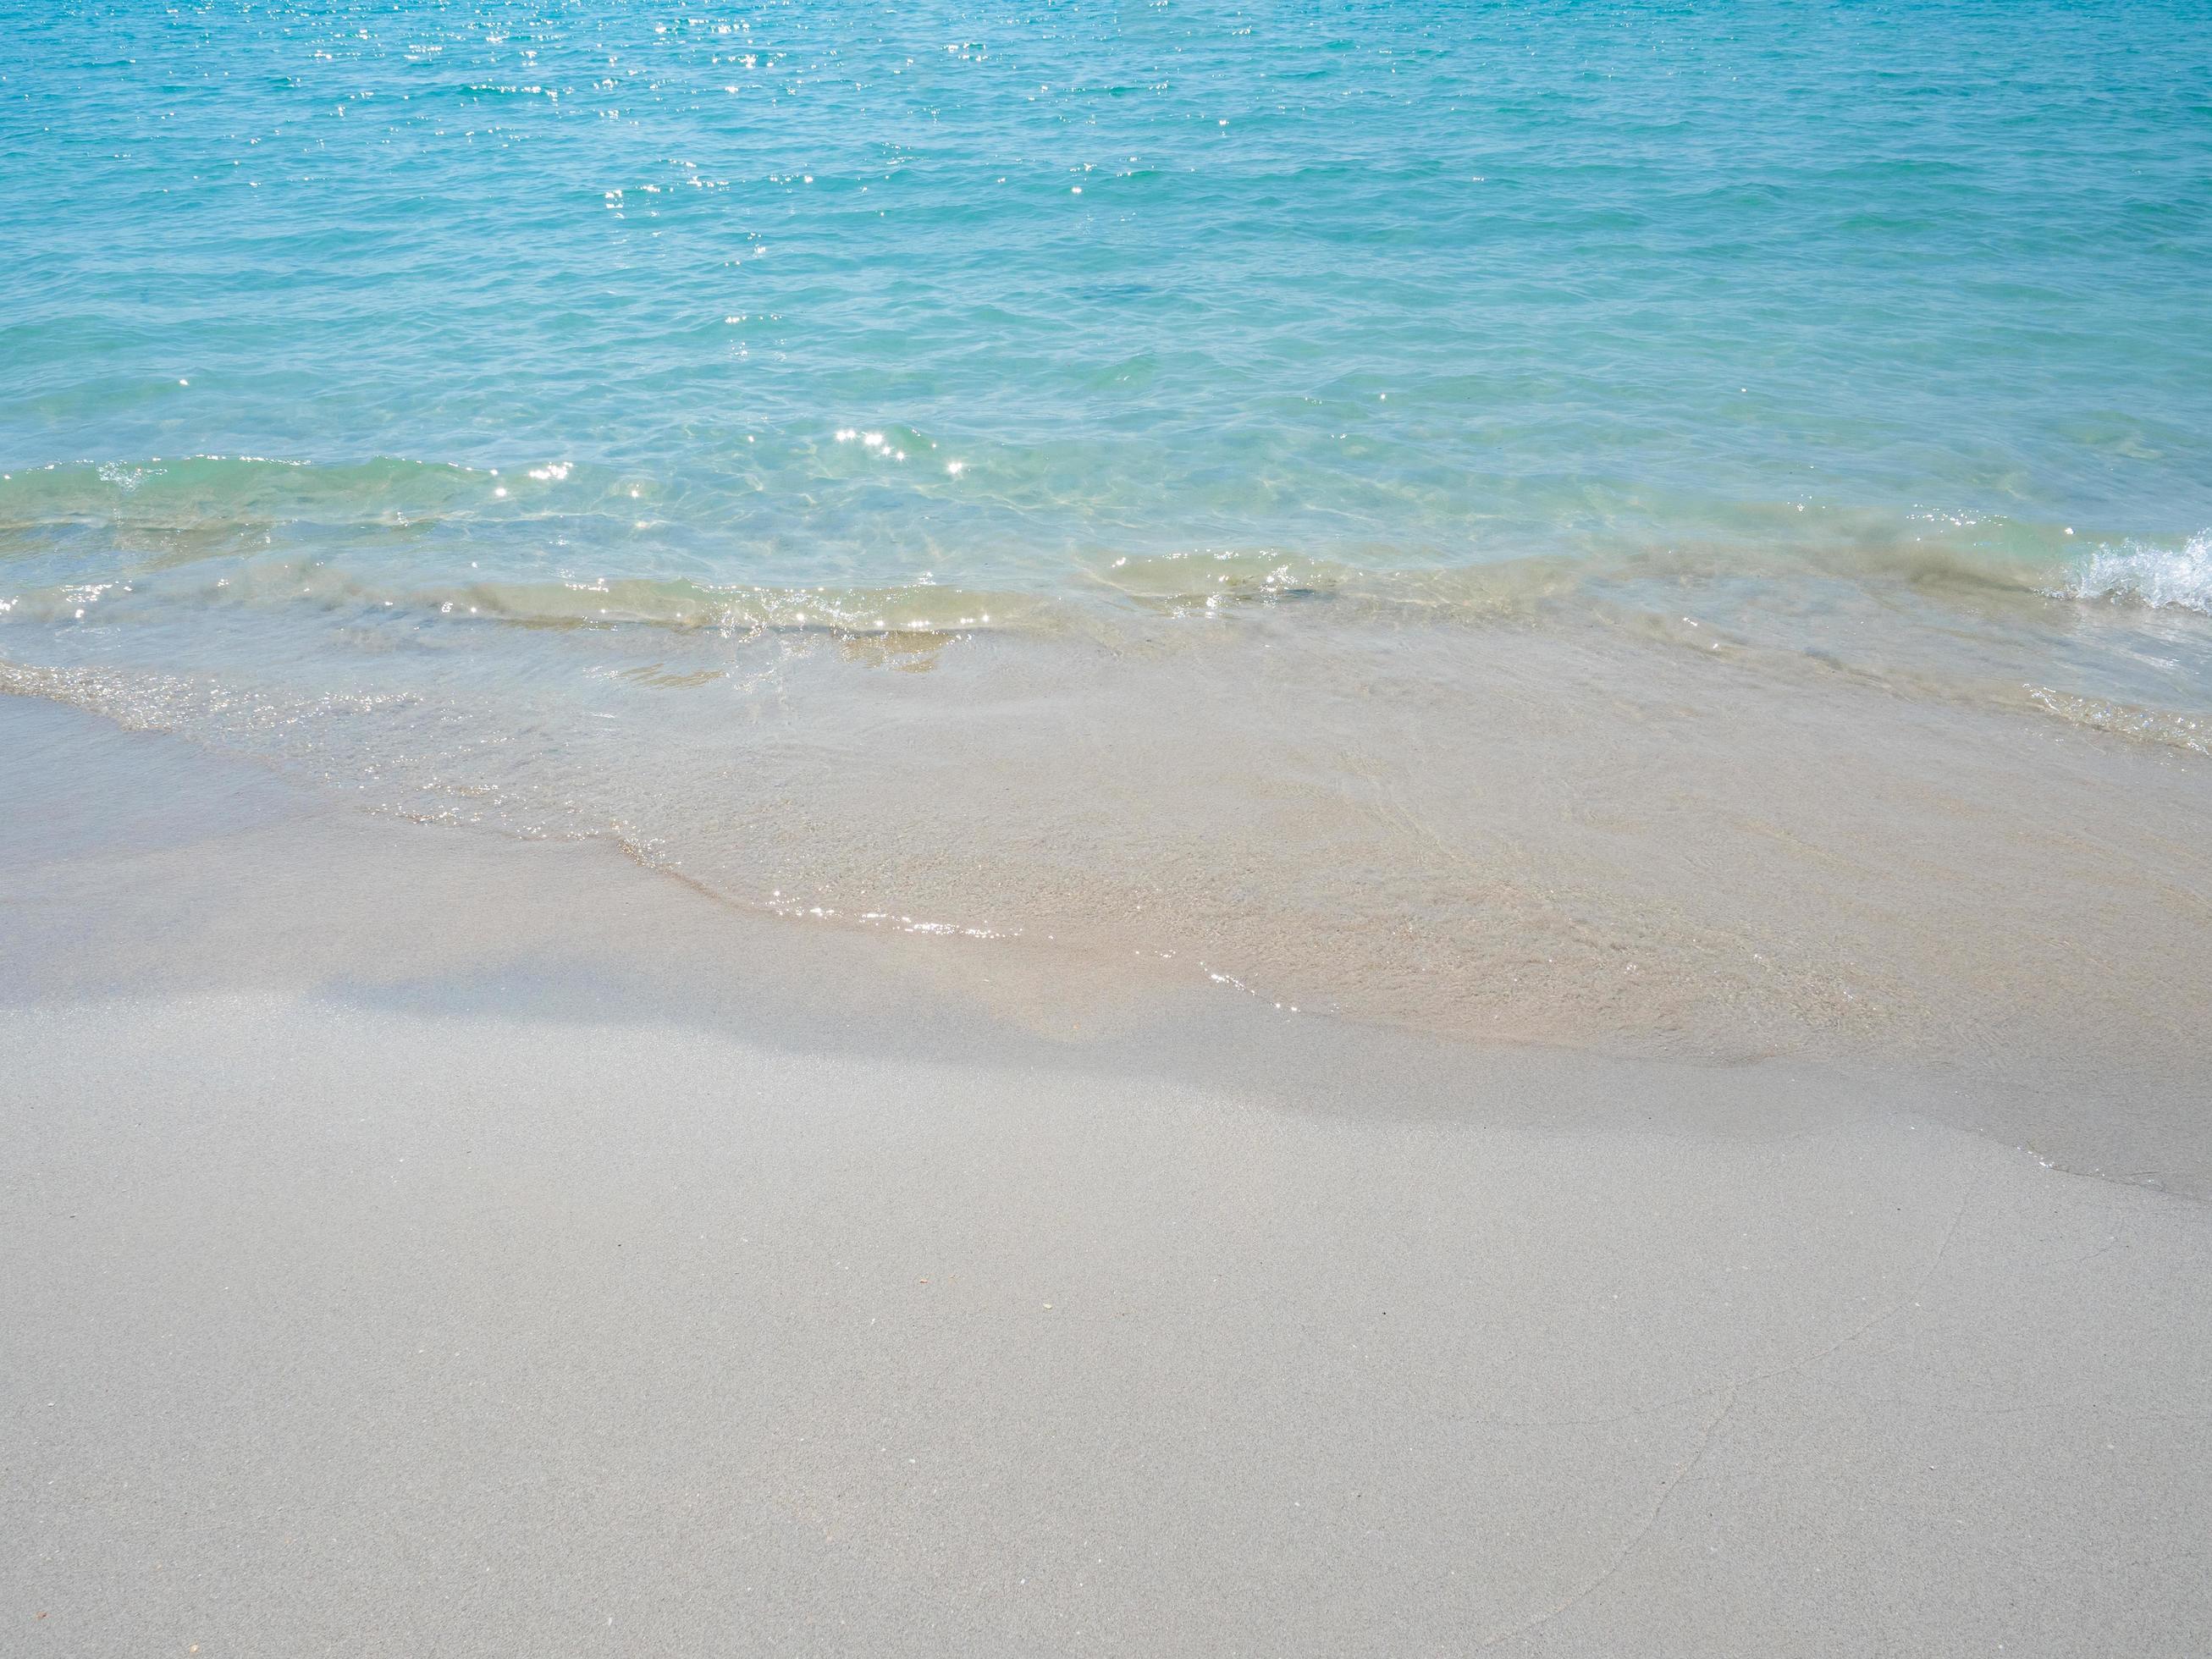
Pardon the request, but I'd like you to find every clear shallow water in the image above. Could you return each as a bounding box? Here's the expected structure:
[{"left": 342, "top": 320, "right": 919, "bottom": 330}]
[{"left": 5, "top": 1, "right": 2212, "bottom": 1073}]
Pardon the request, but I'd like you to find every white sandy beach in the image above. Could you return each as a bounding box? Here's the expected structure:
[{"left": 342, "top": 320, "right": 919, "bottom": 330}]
[
  {"left": 8, "top": 1, "right": 2212, "bottom": 1649},
  {"left": 4, "top": 697, "right": 2209, "bottom": 1656}
]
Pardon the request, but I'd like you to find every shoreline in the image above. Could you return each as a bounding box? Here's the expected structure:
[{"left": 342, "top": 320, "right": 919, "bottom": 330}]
[
  {"left": 5, "top": 692, "right": 2209, "bottom": 1654},
  {"left": 11, "top": 569, "right": 2212, "bottom": 1105},
  {"left": 6, "top": 670, "right": 2209, "bottom": 1197}
]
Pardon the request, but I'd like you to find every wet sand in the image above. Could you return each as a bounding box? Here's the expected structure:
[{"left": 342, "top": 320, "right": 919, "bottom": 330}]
[
  {"left": 3, "top": 697, "right": 2209, "bottom": 1655},
  {"left": 15, "top": 603, "right": 2212, "bottom": 1163}
]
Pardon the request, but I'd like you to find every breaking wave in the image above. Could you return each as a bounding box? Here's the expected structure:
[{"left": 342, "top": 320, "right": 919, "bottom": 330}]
[{"left": 2060, "top": 532, "right": 2212, "bottom": 615}]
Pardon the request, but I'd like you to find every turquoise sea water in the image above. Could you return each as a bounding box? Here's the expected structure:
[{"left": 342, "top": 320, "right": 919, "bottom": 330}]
[
  {"left": 5, "top": 0, "right": 2210, "bottom": 607},
  {"left": 6, "top": 3, "right": 2212, "bottom": 1058}
]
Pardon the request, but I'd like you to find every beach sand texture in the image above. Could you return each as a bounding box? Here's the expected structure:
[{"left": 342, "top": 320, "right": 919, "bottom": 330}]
[{"left": 4, "top": 698, "right": 2208, "bottom": 1656}]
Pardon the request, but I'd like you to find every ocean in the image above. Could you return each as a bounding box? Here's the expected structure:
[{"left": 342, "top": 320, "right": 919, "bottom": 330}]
[{"left": 4, "top": 0, "right": 2211, "bottom": 1083}]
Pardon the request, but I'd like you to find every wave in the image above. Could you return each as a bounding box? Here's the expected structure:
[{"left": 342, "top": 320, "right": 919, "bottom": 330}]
[
  {"left": 6, "top": 455, "right": 2209, "bottom": 678},
  {"left": 0, "top": 454, "right": 500, "bottom": 530},
  {"left": 0, "top": 564, "right": 1064, "bottom": 638},
  {"left": 2058, "top": 531, "right": 2212, "bottom": 615},
  {"left": 2027, "top": 686, "right": 2212, "bottom": 758},
  {"left": 0, "top": 541, "right": 2043, "bottom": 638}
]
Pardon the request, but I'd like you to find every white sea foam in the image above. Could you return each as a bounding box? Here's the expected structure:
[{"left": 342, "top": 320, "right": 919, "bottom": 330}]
[{"left": 2061, "top": 532, "right": 2212, "bottom": 614}]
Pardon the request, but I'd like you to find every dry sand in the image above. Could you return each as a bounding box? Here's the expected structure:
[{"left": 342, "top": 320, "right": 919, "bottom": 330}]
[{"left": 3, "top": 697, "right": 2208, "bottom": 1655}]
